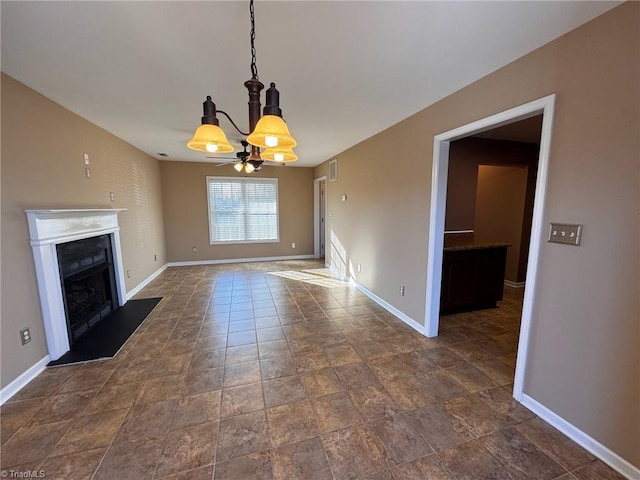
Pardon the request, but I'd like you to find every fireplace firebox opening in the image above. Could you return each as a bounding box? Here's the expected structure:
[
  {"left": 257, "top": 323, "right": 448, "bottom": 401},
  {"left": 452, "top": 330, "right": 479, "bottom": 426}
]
[{"left": 56, "top": 234, "right": 118, "bottom": 345}]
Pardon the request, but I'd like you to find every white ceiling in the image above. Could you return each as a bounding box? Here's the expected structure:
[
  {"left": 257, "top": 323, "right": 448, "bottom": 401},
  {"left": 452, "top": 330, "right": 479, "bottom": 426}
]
[{"left": 1, "top": 1, "right": 619, "bottom": 167}]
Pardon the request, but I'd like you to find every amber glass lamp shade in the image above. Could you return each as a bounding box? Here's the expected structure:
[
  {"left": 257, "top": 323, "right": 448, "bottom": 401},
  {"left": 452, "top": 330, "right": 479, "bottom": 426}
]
[
  {"left": 187, "top": 124, "right": 235, "bottom": 153},
  {"left": 261, "top": 147, "right": 298, "bottom": 162},
  {"left": 246, "top": 115, "right": 297, "bottom": 150}
]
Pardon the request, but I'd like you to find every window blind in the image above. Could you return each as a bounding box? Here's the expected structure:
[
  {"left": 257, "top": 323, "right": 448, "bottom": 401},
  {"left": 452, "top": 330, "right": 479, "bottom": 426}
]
[{"left": 207, "top": 177, "right": 279, "bottom": 244}]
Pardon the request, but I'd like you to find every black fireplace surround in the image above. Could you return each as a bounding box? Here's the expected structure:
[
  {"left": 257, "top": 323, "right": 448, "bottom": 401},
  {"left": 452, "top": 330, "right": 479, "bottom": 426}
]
[{"left": 56, "top": 234, "right": 117, "bottom": 345}]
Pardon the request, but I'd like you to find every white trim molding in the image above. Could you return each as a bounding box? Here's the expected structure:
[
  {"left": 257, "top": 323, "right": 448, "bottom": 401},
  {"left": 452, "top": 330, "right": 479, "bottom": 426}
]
[
  {"left": 167, "top": 254, "right": 315, "bottom": 267},
  {"left": 25, "top": 209, "right": 127, "bottom": 361},
  {"left": 351, "top": 280, "right": 426, "bottom": 336},
  {"left": 0, "top": 355, "right": 50, "bottom": 405},
  {"left": 521, "top": 394, "right": 640, "bottom": 479},
  {"left": 504, "top": 280, "right": 526, "bottom": 288},
  {"left": 423, "top": 94, "right": 556, "bottom": 403},
  {"left": 126, "top": 264, "right": 168, "bottom": 300}
]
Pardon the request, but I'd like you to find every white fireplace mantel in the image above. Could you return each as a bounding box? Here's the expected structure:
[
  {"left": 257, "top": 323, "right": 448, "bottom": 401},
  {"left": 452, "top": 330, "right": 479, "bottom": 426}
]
[{"left": 26, "top": 209, "right": 127, "bottom": 360}]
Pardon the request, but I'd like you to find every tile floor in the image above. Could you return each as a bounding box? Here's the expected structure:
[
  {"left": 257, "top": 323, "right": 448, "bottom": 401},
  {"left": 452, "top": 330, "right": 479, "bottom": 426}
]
[{"left": 0, "top": 260, "right": 626, "bottom": 479}]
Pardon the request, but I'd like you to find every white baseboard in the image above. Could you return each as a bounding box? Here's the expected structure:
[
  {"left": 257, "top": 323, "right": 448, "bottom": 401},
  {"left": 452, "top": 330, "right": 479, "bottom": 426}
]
[
  {"left": 126, "top": 263, "right": 168, "bottom": 300},
  {"left": 351, "top": 280, "right": 425, "bottom": 335},
  {"left": 520, "top": 393, "right": 640, "bottom": 479},
  {"left": 168, "top": 254, "right": 315, "bottom": 267},
  {"left": 504, "top": 280, "right": 526, "bottom": 288},
  {"left": 0, "top": 355, "right": 50, "bottom": 405}
]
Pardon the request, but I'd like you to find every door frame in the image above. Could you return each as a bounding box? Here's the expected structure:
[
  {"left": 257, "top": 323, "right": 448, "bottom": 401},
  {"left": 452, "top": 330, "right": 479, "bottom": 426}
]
[
  {"left": 423, "top": 94, "right": 556, "bottom": 400},
  {"left": 313, "top": 176, "right": 327, "bottom": 260}
]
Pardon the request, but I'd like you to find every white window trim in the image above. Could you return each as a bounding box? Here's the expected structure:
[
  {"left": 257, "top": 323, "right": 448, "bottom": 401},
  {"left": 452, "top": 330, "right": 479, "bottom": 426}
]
[{"left": 206, "top": 176, "right": 280, "bottom": 245}]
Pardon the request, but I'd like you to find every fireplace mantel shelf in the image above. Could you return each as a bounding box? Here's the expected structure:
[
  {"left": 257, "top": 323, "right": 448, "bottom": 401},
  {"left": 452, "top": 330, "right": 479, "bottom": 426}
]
[{"left": 26, "top": 209, "right": 127, "bottom": 246}]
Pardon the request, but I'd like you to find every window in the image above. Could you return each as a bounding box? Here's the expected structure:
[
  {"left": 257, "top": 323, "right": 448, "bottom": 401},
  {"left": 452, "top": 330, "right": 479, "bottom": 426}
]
[{"left": 206, "top": 177, "right": 279, "bottom": 244}]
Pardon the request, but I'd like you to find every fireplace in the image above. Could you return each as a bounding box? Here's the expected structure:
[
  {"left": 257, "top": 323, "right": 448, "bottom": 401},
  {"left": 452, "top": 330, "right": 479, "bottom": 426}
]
[
  {"left": 57, "top": 234, "right": 118, "bottom": 345},
  {"left": 26, "top": 209, "right": 127, "bottom": 360}
]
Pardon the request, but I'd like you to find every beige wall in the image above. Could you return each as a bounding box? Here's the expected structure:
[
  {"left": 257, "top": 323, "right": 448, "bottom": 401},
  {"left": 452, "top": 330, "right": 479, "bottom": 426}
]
[
  {"left": 474, "top": 165, "right": 528, "bottom": 283},
  {"left": 314, "top": 2, "right": 639, "bottom": 467},
  {"left": 1, "top": 74, "right": 167, "bottom": 388},
  {"left": 161, "top": 162, "right": 314, "bottom": 262}
]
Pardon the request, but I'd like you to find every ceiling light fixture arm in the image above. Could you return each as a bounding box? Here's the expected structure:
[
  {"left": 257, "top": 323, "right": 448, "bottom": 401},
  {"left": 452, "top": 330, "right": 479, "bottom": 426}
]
[{"left": 215, "top": 110, "right": 250, "bottom": 137}]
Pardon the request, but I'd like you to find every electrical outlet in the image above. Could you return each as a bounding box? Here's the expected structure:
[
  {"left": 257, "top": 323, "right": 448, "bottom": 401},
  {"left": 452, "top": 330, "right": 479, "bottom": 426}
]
[
  {"left": 126, "top": 270, "right": 131, "bottom": 278},
  {"left": 192, "top": 246, "right": 198, "bottom": 253},
  {"left": 399, "top": 285, "right": 405, "bottom": 296},
  {"left": 85, "top": 167, "right": 91, "bottom": 179},
  {"left": 83, "top": 153, "right": 90, "bottom": 165},
  {"left": 20, "top": 328, "right": 31, "bottom": 345},
  {"left": 109, "top": 192, "right": 115, "bottom": 202},
  {"left": 357, "top": 264, "right": 361, "bottom": 272},
  {"left": 291, "top": 243, "right": 296, "bottom": 248}
]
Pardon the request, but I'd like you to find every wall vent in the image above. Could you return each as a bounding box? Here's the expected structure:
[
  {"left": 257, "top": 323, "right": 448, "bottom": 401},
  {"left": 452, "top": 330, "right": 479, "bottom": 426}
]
[{"left": 329, "top": 159, "right": 337, "bottom": 181}]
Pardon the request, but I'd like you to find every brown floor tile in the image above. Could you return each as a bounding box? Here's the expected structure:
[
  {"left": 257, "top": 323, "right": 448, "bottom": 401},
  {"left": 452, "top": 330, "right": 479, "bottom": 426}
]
[
  {"left": 216, "top": 410, "right": 270, "bottom": 461},
  {"left": 215, "top": 451, "right": 273, "bottom": 480},
  {"left": 190, "top": 348, "right": 225, "bottom": 371},
  {"left": 155, "top": 422, "right": 218, "bottom": 478},
  {"left": 109, "top": 357, "right": 154, "bottom": 384},
  {"left": 348, "top": 385, "right": 400, "bottom": 421},
  {"left": 27, "top": 389, "right": 97, "bottom": 426},
  {"left": 0, "top": 399, "right": 43, "bottom": 446},
  {"left": 157, "top": 465, "right": 214, "bottom": 480},
  {"left": 117, "top": 399, "right": 177, "bottom": 442},
  {"left": 571, "top": 460, "right": 626, "bottom": 479},
  {"left": 349, "top": 340, "right": 393, "bottom": 360},
  {"left": 443, "top": 362, "right": 497, "bottom": 393},
  {"left": 481, "top": 427, "right": 566, "bottom": 479},
  {"left": 416, "top": 346, "right": 465, "bottom": 369},
  {"left": 136, "top": 375, "right": 185, "bottom": 405},
  {"left": 390, "top": 454, "right": 456, "bottom": 479},
  {"left": 443, "top": 395, "right": 510, "bottom": 440},
  {"left": 257, "top": 326, "right": 286, "bottom": 342},
  {"left": 260, "top": 355, "right": 297, "bottom": 380},
  {"left": 93, "top": 436, "right": 165, "bottom": 480},
  {"left": 53, "top": 408, "right": 128, "bottom": 456},
  {"left": 366, "top": 356, "right": 414, "bottom": 383},
  {"left": 300, "top": 368, "right": 344, "bottom": 398},
  {"left": 293, "top": 351, "right": 331, "bottom": 373},
  {"left": 334, "top": 362, "right": 379, "bottom": 389},
  {"left": 227, "top": 330, "right": 257, "bottom": 347},
  {"left": 9, "top": 373, "right": 69, "bottom": 402},
  {"left": 225, "top": 344, "right": 259, "bottom": 364},
  {"left": 38, "top": 447, "right": 106, "bottom": 480},
  {"left": 148, "top": 353, "right": 192, "bottom": 378},
  {"left": 258, "top": 339, "right": 291, "bottom": 359},
  {"left": 311, "top": 391, "right": 362, "bottom": 433},
  {"left": 1, "top": 419, "right": 72, "bottom": 468},
  {"left": 58, "top": 368, "right": 114, "bottom": 393},
  {"left": 422, "top": 370, "right": 469, "bottom": 402},
  {"left": 267, "top": 401, "right": 319, "bottom": 448},
  {"left": 475, "top": 357, "right": 516, "bottom": 385},
  {"left": 228, "top": 319, "right": 256, "bottom": 332},
  {"left": 171, "top": 390, "right": 221, "bottom": 430},
  {"left": 321, "top": 425, "right": 386, "bottom": 480},
  {"left": 220, "top": 383, "right": 264, "bottom": 418},
  {"left": 263, "top": 375, "right": 307, "bottom": 407},
  {"left": 271, "top": 437, "right": 333, "bottom": 480},
  {"left": 324, "top": 345, "right": 362, "bottom": 367},
  {"left": 223, "top": 361, "right": 262, "bottom": 388},
  {"left": 183, "top": 367, "right": 223, "bottom": 396},
  {"left": 516, "top": 417, "right": 595, "bottom": 471},
  {"left": 474, "top": 386, "right": 536, "bottom": 425},
  {"left": 82, "top": 381, "right": 144, "bottom": 416},
  {"left": 368, "top": 412, "right": 433, "bottom": 466},
  {"left": 408, "top": 403, "right": 471, "bottom": 452},
  {"left": 438, "top": 439, "right": 515, "bottom": 479}
]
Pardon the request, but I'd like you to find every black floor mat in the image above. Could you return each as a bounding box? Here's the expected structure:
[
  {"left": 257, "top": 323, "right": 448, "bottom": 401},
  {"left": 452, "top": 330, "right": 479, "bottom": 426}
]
[{"left": 47, "top": 297, "right": 161, "bottom": 366}]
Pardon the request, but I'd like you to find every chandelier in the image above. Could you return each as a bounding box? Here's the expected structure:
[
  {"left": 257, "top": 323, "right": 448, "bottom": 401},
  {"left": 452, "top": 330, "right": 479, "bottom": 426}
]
[{"left": 187, "top": 0, "right": 298, "bottom": 172}]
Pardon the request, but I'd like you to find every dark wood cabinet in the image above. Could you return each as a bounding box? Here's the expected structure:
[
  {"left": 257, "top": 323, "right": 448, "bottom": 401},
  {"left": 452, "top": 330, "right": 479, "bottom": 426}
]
[{"left": 440, "top": 246, "right": 508, "bottom": 315}]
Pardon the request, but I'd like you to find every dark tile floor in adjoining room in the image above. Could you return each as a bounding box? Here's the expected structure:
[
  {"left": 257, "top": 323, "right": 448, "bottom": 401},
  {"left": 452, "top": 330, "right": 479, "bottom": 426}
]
[{"left": 0, "top": 260, "right": 625, "bottom": 479}]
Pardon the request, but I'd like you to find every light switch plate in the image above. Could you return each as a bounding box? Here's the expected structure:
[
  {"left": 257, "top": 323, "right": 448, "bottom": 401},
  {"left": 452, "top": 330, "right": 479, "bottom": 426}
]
[{"left": 549, "top": 223, "right": 582, "bottom": 246}]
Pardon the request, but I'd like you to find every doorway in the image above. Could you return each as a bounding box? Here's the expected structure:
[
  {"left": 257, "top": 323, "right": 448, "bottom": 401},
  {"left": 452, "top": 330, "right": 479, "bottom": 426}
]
[
  {"left": 314, "top": 176, "right": 327, "bottom": 260},
  {"left": 424, "top": 94, "right": 556, "bottom": 401}
]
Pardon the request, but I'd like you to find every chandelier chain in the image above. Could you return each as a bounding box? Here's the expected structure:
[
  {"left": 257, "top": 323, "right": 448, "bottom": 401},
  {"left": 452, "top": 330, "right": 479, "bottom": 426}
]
[{"left": 250, "top": 0, "right": 259, "bottom": 81}]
